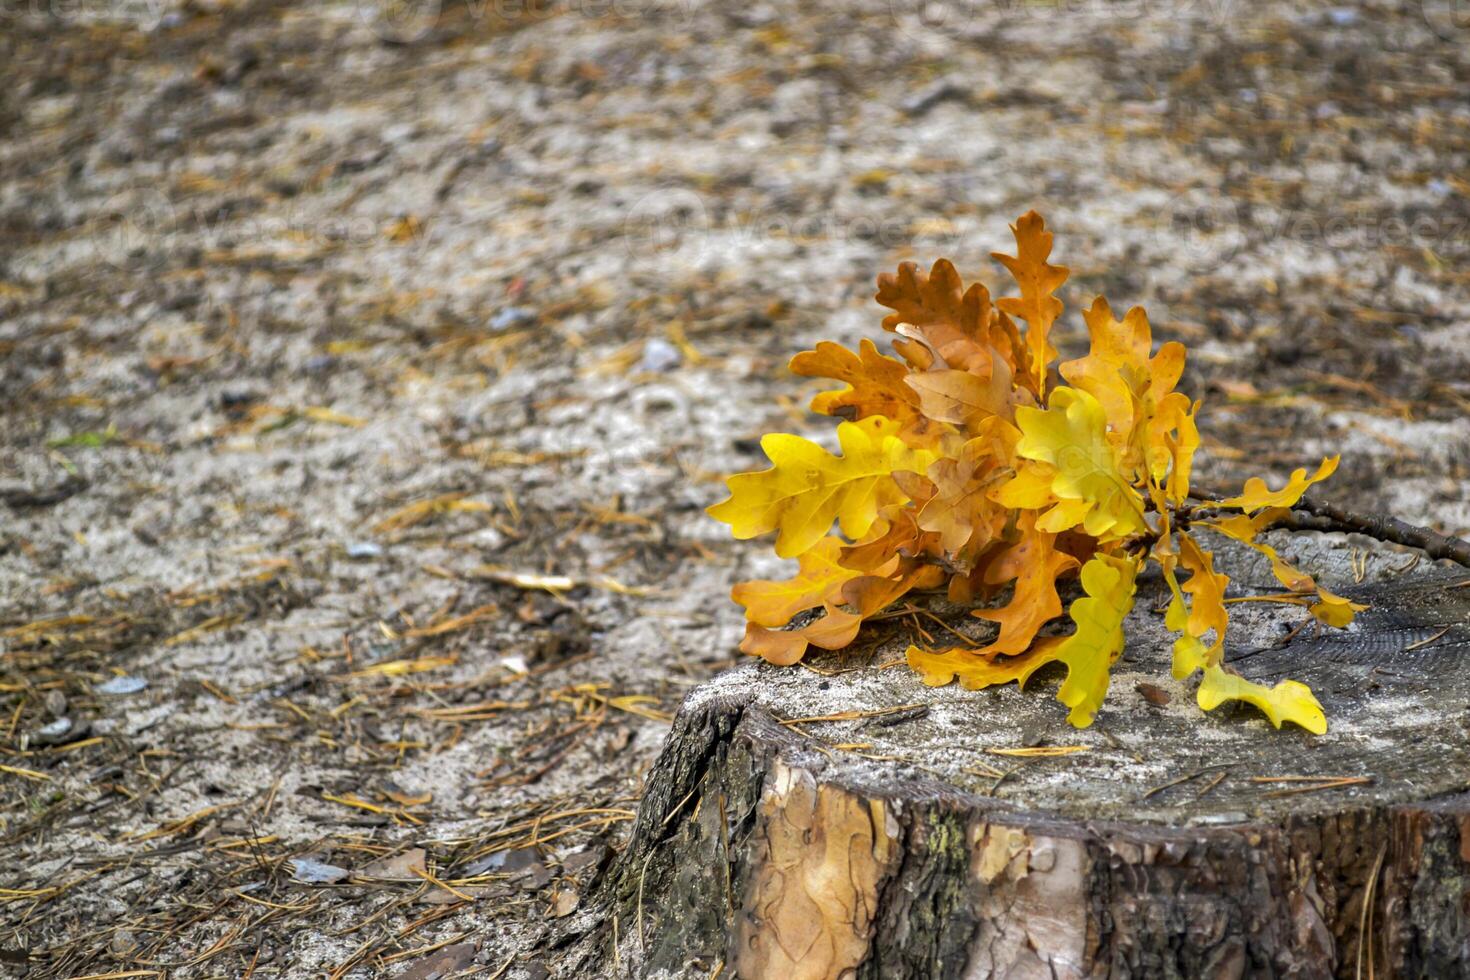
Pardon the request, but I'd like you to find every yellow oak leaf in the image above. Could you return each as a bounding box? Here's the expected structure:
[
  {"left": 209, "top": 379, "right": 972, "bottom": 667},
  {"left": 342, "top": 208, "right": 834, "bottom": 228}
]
[
  {"left": 1058, "top": 297, "right": 1152, "bottom": 445},
  {"left": 731, "top": 536, "right": 863, "bottom": 628},
  {"left": 910, "top": 553, "right": 1139, "bottom": 728},
  {"left": 789, "top": 339, "right": 924, "bottom": 430},
  {"left": 874, "top": 258, "right": 993, "bottom": 372},
  {"left": 1171, "top": 630, "right": 1213, "bottom": 680},
  {"left": 1159, "top": 548, "right": 1212, "bottom": 680},
  {"left": 708, "top": 415, "right": 937, "bottom": 559},
  {"left": 1309, "top": 588, "right": 1367, "bottom": 628},
  {"left": 1201, "top": 509, "right": 1316, "bottom": 593},
  {"left": 1039, "top": 552, "right": 1139, "bottom": 727},
  {"left": 971, "top": 518, "right": 1079, "bottom": 656},
  {"left": 1219, "top": 456, "right": 1340, "bottom": 513},
  {"left": 1160, "top": 397, "right": 1200, "bottom": 504},
  {"left": 1177, "top": 531, "right": 1229, "bottom": 654},
  {"left": 1196, "top": 665, "right": 1327, "bottom": 734},
  {"left": 999, "top": 386, "right": 1146, "bottom": 540},
  {"left": 992, "top": 211, "right": 1068, "bottom": 393},
  {"left": 991, "top": 459, "right": 1054, "bottom": 508}
]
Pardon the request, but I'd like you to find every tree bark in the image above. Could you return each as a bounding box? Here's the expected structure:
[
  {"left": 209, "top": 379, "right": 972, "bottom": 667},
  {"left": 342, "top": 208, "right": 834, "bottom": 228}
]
[{"left": 600, "top": 561, "right": 1470, "bottom": 978}]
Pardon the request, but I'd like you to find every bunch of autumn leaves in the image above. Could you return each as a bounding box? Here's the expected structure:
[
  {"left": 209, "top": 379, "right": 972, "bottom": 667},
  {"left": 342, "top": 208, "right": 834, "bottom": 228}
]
[{"left": 710, "top": 212, "right": 1358, "bottom": 733}]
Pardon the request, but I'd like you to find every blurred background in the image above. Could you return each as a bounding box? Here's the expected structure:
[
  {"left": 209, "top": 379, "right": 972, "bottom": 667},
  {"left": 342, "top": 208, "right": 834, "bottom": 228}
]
[{"left": 2, "top": 0, "right": 1468, "bottom": 975}]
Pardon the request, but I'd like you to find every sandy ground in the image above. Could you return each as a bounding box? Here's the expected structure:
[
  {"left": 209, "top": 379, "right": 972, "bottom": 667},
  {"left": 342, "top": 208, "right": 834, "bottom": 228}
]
[{"left": 1, "top": 0, "right": 1468, "bottom": 976}]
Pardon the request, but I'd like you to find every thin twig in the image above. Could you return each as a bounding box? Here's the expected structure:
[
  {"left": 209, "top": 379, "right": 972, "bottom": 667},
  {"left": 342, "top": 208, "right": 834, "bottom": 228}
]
[
  {"left": 1189, "top": 488, "right": 1470, "bottom": 567},
  {"left": 1141, "top": 764, "right": 1231, "bottom": 802}
]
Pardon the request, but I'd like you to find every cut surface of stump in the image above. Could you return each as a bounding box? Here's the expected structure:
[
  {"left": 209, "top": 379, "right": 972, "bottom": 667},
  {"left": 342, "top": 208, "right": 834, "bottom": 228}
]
[{"left": 603, "top": 540, "right": 1470, "bottom": 978}]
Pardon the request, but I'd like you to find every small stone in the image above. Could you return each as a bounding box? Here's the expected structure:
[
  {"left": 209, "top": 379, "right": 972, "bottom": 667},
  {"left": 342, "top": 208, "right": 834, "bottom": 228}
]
[
  {"left": 96, "top": 676, "right": 148, "bottom": 696},
  {"left": 34, "top": 717, "right": 84, "bottom": 746},
  {"left": 288, "top": 858, "right": 350, "bottom": 884},
  {"left": 490, "top": 307, "right": 535, "bottom": 331},
  {"left": 460, "top": 851, "right": 508, "bottom": 876},
  {"left": 902, "top": 78, "right": 968, "bottom": 118},
  {"left": 639, "top": 337, "right": 682, "bottom": 373}
]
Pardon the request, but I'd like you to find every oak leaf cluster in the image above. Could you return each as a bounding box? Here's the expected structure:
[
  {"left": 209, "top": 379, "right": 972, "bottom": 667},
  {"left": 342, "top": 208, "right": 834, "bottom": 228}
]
[{"left": 710, "top": 212, "right": 1356, "bottom": 733}]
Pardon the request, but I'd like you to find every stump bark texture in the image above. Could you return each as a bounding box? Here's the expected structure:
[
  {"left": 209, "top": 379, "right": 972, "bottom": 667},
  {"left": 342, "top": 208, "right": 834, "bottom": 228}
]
[{"left": 603, "top": 551, "right": 1470, "bottom": 979}]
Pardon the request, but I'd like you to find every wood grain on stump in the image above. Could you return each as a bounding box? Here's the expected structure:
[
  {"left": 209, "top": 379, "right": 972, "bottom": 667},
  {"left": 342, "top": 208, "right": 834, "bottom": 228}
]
[{"left": 602, "top": 542, "right": 1470, "bottom": 978}]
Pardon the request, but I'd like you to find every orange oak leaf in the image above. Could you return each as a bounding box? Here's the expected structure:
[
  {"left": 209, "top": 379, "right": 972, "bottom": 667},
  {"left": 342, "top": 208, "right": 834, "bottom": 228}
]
[
  {"left": 970, "top": 518, "right": 1080, "bottom": 656},
  {"left": 910, "top": 553, "right": 1139, "bottom": 728},
  {"left": 789, "top": 339, "right": 924, "bottom": 430},
  {"left": 916, "top": 431, "right": 1013, "bottom": 557},
  {"left": 874, "top": 259, "right": 992, "bottom": 373},
  {"left": 904, "top": 356, "right": 1015, "bottom": 430},
  {"left": 992, "top": 211, "right": 1068, "bottom": 393},
  {"left": 740, "top": 603, "right": 863, "bottom": 666},
  {"left": 848, "top": 466, "right": 954, "bottom": 565},
  {"left": 739, "top": 562, "right": 942, "bottom": 664},
  {"left": 988, "top": 311, "right": 1031, "bottom": 391},
  {"left": 1058, "top": 297, "right": 1153, "bottom": 441}
]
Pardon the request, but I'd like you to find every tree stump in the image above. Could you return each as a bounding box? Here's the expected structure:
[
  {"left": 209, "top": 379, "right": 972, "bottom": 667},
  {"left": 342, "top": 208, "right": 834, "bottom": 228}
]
[{"left": 602, "top": 544, "right": 1470, "bottom": 978}]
